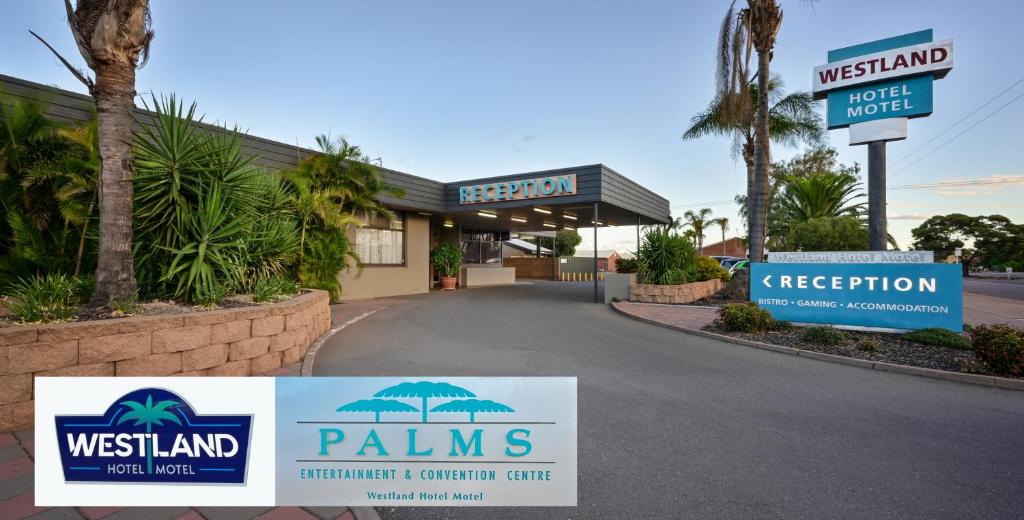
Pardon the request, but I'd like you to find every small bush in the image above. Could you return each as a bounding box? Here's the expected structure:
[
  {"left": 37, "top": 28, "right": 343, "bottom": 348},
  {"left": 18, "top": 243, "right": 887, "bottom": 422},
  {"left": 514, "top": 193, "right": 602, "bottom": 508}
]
[
  {"left": 615, "top": 258, "right": 638, "bottom": 274},
  {"left": 109, "top": 295, "right": 142, "bottom": 317},
  {"left": 719, "top": 302, "right": 773, "bottom": 333},
  {"left": 693, "top": 256, "right": 731, "bottom": 282},
  {"left": 72, "top": 275, "right": 95, "bottom": 303},
  {"left": 969, "top": 324, "right": 1024, "bottom": 376},
  {"left": 903, "top": 328, "right": 971, "bottom": 350},
  {"left": 4, "top": 274, "right": 81, "bottom": 323},
  {"left": 802, "top": 326, "right": 846, "bottom": 346},
  {"left": 194, "top": 282, "right": 230, "bottom": 308},
  {"left": 252, "top": 275, "right": 300, "bottom": 303},
  {"left": 857, "top": 337, "right": 882, "bottom": 352},
  {"left": 768, "top": 319, "right": 792, "bottom": 331}
]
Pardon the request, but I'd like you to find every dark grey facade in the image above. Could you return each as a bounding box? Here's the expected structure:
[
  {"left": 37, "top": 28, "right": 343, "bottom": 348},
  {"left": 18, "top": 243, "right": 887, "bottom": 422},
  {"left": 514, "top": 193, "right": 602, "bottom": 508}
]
[{"left": 1, "top": 74, "right": 669, "bottom": 228}]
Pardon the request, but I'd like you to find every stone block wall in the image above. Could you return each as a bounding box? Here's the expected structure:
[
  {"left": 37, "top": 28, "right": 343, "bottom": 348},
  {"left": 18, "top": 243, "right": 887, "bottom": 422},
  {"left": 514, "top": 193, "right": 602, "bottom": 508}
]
[
  {"left": 629, "top": 279, "right": 724, "bottom": 304},
  {"left": 0, "top": 290, "right": 331, "bottom": 432}
]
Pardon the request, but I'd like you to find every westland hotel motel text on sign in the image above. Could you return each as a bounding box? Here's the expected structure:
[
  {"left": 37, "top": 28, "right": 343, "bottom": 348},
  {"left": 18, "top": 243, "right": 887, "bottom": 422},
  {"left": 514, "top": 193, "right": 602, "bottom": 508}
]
[{"left": 813, "top": 29, "right": 952, "bottom": 129}]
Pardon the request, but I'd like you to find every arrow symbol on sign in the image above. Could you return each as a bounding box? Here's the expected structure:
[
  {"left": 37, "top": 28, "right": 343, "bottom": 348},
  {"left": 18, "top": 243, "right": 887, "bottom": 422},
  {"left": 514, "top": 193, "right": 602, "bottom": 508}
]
[{"left": 762, "top": 275, "right": 772, "bottom": 288}]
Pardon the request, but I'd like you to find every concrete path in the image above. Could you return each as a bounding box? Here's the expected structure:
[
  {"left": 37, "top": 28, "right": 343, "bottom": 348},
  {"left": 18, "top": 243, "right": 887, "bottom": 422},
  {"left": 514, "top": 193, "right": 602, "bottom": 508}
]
[
  {"left": 963, "top": 292, "right": 1024, "bottom": 327},
  {"left": 314, "top": 282, "right": 1024, "bottom": 519}
]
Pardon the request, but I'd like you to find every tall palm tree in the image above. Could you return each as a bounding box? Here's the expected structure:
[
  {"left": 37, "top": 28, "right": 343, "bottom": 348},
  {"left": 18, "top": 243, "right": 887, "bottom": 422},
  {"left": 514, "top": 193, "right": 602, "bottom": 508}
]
[
  {"left": 705, "top": 1, "right": 786, "bottom": 263},
  {"left": 683, "top": 208, "right": 714, "bottom": 252},
  {"left": 683, "top": 76, "right": 822, "bottom": 253},
  {"left": 713, "top": 217, "right": 730, "bottom": 255},
  {"left": 33, "top": 0, "right": 155, "bottom": 303}
]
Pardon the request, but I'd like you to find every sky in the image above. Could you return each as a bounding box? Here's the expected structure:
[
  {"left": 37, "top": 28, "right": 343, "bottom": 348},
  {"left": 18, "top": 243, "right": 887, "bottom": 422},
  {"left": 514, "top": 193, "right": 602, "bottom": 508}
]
[{"left": 2, "top": 0, "right": 1022, "bottom": 254}]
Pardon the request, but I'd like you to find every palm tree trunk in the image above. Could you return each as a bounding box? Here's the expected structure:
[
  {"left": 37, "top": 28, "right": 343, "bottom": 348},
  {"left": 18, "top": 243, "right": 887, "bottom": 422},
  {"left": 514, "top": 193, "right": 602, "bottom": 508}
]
[
  {"left": 469, "top": 411, "right": 476, "bottom": 423},
  {"left": 421, "top": 396, "right": 428, "bottom": 423},
  {"left": 722, "top": 228, "right": 727, "bottom": 256},
  {"left": 74, "top": 198, "right": 96, "bottom": 276},
  {"left": 91, "top": 66, "right": 138, "bottom": 304},
  {"left": 743, "top": 142, "right": 755, "bottom": 257},
  {"left": 374, "top": 411, "right": 380, "bottom": 423},
  {"left": 749, "top": 50, "right": 771, "bottom": 263}
]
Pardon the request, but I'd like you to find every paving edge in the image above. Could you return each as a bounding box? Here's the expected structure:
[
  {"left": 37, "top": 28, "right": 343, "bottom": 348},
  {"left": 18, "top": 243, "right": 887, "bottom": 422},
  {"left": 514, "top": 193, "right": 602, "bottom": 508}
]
[
  {"left": 301, "top": 308, "right": 385, "bottom": 376},
  {"left": 610, "top": 302, "right": 1024, "bottom": 392}
]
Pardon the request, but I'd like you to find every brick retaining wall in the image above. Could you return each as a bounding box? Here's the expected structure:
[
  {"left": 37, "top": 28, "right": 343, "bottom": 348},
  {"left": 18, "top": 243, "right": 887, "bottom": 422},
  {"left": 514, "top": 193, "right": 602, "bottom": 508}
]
[
  {"left": 629, "top": 279, "right": 724, "bottom": 304},
  {"left": 0, "top": 290, "right": 331, "bottom": 432}
]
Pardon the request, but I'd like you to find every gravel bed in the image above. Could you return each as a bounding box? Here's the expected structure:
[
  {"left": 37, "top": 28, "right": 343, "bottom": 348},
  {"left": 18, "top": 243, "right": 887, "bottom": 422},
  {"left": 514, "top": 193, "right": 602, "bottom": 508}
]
[{"left": 703, "top": 320, "right": 981, "bottom": 374}]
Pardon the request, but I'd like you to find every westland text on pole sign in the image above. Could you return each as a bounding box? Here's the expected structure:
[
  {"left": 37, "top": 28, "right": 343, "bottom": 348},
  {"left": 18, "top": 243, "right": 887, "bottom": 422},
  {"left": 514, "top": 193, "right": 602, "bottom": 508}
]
[
  {"left": 813, "top": 29, "right": 953, "bottom": 129},
  {"left": 750, "top": 263, "right": 962, "bottom": 331}
]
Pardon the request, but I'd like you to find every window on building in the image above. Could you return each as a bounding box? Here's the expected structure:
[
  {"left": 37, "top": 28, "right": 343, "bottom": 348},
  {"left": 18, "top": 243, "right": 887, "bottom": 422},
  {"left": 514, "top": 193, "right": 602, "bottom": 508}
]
[
  {"left": 461, "top": 230, "right": 505, "bottom": 265},
  {"left": 356, "top": 211, "right": 405, "bottom": 265}
]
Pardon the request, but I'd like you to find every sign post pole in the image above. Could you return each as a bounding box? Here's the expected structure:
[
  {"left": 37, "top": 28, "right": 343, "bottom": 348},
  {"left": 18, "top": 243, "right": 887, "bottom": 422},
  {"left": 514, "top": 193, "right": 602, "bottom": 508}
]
[{"left": 868, "top": 141, "right": 887, "bottom": 250}]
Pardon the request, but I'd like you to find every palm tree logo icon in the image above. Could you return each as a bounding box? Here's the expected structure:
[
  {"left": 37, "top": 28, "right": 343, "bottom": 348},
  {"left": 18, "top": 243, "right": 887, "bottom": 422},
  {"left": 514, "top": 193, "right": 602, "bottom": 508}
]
[
  {"left": 335, "top": 399, "right": 419, "bottom": 423},
  {"left": 116, "top": 394, "right": 182, "bottom": 474},
  {"left": 335, "top": 381, "right": 515, "bottom": 423},
  {"left": 431, "top": 399, "right": 514, "bottom": 423}
]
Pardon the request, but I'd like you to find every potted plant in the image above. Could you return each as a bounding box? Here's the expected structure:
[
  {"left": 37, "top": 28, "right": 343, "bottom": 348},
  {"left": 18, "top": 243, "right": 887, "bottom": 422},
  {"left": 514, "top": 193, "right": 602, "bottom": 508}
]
[{"left": 430, "top": 242, "right": 463, "bottom": 291}]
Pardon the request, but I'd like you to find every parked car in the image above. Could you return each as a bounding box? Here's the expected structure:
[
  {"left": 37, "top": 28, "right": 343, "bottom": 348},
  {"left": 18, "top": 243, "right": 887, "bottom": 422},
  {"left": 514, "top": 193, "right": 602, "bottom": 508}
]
[
  {"left": 713, "top": 256, "right": 742, "bottom": 269},
  {"left": 728, "top": 259, "right": 749, "bottom": 276}
]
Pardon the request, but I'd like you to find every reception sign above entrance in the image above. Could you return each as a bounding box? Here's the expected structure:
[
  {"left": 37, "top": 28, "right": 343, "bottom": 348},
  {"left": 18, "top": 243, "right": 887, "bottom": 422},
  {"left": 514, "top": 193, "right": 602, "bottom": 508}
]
[{"left": 459, "top": 174, "right": 576, "bottom": 205}]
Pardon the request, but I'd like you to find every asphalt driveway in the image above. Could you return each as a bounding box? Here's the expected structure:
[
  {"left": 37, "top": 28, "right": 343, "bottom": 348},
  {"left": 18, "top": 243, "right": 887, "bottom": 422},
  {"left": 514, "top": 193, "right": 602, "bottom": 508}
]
[{"left": 314, "top": 282, "right": 1024, "bottom": 520}]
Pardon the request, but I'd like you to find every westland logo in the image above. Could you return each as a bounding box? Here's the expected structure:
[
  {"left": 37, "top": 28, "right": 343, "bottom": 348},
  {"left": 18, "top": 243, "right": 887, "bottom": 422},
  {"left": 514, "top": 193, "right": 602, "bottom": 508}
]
[{"left": 54, "top": 388, "right": 253, "bottom": 484}]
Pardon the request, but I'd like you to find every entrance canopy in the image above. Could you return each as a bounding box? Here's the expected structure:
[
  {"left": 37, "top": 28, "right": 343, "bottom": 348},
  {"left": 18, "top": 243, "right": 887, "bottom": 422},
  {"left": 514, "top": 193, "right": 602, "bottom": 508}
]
[{"left": 403, "top": 164, "right": 671, "bottom": 232}]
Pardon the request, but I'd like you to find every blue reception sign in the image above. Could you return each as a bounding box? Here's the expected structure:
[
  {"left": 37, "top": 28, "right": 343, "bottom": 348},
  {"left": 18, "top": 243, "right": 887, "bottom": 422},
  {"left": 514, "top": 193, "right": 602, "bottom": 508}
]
[
  {"left": 813, "top": 29, "right": 953, "bottom": 129},
  {"left": 750, "top": 263, "right": 963, "bottom": 331}
]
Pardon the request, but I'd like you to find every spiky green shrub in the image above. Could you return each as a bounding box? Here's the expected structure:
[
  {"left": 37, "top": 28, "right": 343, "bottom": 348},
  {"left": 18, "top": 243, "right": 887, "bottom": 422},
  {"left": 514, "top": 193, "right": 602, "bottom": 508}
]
[
  {"left": 802, "top": 326, "right": 846, "bottom": 346},
  {"left": 133, "top": 95, "right": 300, "bottom": 303},
  {"left": 636, "top": 227, "right": 697, "bottom": 285},
  {"left": 4, "top": 273, "right": 81, "bottom": 322},
  {"left": 719, "top": 302, "right": 773, "bottom": 333},
  {"left": 902, "top": 328, "right": 971, "bottom": 350}
]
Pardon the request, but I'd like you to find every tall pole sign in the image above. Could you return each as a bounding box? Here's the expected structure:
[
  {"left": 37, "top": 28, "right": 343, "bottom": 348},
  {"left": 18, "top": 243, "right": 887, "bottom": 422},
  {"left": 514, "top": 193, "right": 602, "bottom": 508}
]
[{"left": 813, "top": 29, "right": 953, "bottom": 250}]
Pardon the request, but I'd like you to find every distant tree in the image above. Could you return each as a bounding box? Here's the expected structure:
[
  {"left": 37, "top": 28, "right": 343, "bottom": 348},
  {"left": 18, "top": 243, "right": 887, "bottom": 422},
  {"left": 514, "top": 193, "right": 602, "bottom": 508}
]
[
  {"left": 912, "top": 214, "right": 1022, "bottom": 276},
  {"left": 713, "top": 217, "right": 730, "bottom": 255},
  {"left": 789, "top": 216, "right": 868, "bottom": 252},
  {"left": 683, "top": 208, "right": 714, "bottom": 252},
  {"left": 554, "top": 229, "right": 582, "bottom": 257}
]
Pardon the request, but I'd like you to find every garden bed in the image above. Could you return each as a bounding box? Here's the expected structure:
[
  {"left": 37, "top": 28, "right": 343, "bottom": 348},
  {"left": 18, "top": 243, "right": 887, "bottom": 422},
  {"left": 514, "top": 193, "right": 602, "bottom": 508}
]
[
  {"left": 704, "top": 321, "right": 981, "bottom": 374},
  {"left": 0, "top": 289, "right": 332, "bottom": 432},
  {"left": 630, "top": 279, "right": 724, "bottom": 304}
]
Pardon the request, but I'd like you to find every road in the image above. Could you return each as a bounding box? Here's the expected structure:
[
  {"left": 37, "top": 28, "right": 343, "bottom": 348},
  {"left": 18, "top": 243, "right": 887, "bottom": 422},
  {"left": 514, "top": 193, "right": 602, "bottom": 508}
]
[
  {"left": 315, "top": 282, "right": 1024, "bottom": 520},
  {"left": 964, "top": 277, "right": 1024, "bottom": 301}
]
